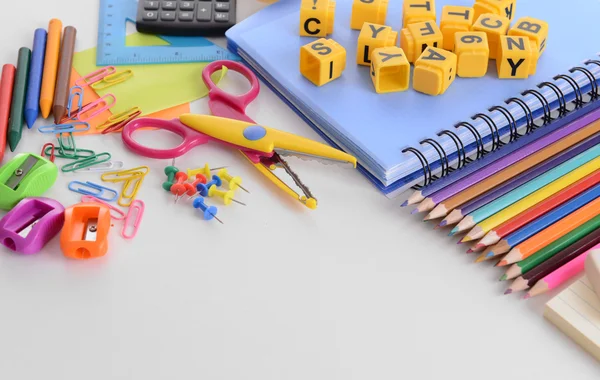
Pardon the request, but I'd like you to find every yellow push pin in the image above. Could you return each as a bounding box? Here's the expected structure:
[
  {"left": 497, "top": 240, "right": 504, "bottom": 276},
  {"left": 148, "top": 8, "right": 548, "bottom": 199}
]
[
  {"left": 217, "top": 168, "right": 250, "bottom": 194},
  {"left": 187, "top": 164, "right": 226, "bottom": 179},
  {"left": 208, "top": 186, "right": 246, "bottom": 206}
]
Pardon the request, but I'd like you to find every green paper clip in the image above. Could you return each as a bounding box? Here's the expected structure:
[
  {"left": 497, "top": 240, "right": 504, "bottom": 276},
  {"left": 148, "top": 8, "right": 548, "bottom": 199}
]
[
  {"left": 58, "top": 132, "right": 77, "bottom": 158},
  {"left": 61, "top": 152, "right": 112, "bottom": 173},
  {"left": 44, "top": 145, "right": 95, "bottom": 160}
]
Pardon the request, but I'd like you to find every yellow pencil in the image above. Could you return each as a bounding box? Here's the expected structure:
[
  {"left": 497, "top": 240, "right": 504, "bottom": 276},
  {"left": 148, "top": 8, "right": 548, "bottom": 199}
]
[{"left": 39, "top": 18, "right": 62, "bottom": 119}]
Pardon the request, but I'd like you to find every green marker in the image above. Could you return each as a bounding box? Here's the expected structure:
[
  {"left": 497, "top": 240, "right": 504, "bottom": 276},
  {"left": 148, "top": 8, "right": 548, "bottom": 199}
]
[{"left": 8, "top": 47, "right": 31, "bottom": 152}]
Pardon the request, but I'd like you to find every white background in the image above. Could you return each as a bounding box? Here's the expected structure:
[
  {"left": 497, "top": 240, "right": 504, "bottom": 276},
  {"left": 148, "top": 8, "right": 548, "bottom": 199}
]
[{"left": 0, "top": 1, "right": 598, "bottom": 379}]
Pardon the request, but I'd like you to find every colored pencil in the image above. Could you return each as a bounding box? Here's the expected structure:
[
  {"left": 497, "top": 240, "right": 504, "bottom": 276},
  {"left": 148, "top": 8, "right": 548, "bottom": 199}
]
[
  {"left": 506, "top": 228, "right": 600, "bottom": 294},
  {"left": 502, "top": 214, "right": 600, "bottom": 280},
  {"left": 441, "top": 134, "right": 600, "bottom": 227},
  {"left": 40, "top": 18, "right": 62, "bottom": 119},
  {"left": 7, "top": 47, "right": 31, "bottom": 152},
  {"left": 525, "top": 243, "right": 600, "bottom": 299},
  {"left": 52, "top": 25, "right": 76, "bottom": 124},
  {"left": 462, "top": 157, "right": 600, "bottom": 243},
  {"left": 416, "top": 110, "right": 600, "bottom": 214},
  {"left": 0, "top": 64, "right": 15, "bottom": 163},
  {"left": 24, "top": 28, "right": 47, "bottom": 128}
]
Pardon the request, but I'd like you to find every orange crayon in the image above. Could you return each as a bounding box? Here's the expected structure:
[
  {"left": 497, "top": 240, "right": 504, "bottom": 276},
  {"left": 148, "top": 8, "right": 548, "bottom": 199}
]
[{"left": 39, "top": 19, "right": 62, "bottom": 119}]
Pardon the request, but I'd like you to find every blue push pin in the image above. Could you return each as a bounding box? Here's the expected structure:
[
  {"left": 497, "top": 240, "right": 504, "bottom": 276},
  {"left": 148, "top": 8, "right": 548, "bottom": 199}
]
[
  {"left": 193, "top": 196, "right": 224, "bottom": 224},
  {"left": 192, "top": 175, "right": 223, "bottom": 199}
]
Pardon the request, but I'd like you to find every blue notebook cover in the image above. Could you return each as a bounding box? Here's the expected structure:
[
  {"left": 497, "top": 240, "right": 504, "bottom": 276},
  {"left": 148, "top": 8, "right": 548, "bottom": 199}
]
[{"left": 227, "top": 0, "right": 600, "bottom": 196}]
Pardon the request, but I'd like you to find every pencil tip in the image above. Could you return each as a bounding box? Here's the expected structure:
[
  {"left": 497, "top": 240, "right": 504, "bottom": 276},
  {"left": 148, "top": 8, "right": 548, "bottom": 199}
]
[
  {"left": 466, "top": 248, "right": 473, "bottom": 254},
  {"left": 401, "top": 201, "right": 408, "bottom": 207},
  {"left": 474, "top": 255, "right": 486, "bottom": 263},
  {"left": 410, "top": 208, "right": 419, "bottom": 215},
  {"left": 461, "top": 236, "right": 473, "bottom": 243},
  {"left": 456, "top": 240, "right": 463, "bottom": 245},
  {"left": 523, "top": 294, "right": 531, "bottom": 300},
  {"left": 439, "top": 220, "right": 447, "bottom": 228},
  {"left": 499, "top": 274, "right": 507, "bottom": 282},
  {"left": 497, "top": 260, "right": 508, "bottom": 267},
  {"left": 486, "top": 251, "right": 495, "bottom": 258},
  {"left": 504, "top": 289, "right": 513, "bottom": 295},
  {"left": 450, "top": 226, "right": 459, "bottom": 234}
]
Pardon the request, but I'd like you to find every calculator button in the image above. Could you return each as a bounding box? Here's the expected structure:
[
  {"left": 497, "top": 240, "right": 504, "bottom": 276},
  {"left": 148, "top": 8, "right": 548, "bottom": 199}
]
[
  {"left": 179, "top": 11, "right": 194, "bottom": 21},
  {"left": 215, "top": 12, "right": 230, "bottom": 22},
  {"left": 144, "top": 1, "right": 159, "bottom": 10},
  {"left": 161, "top": 11, "right": 176, "bottom": 21},
  {"left": 180, "top": 1, "right": 195, "bottom": 10},
  {"left": 162, "top": 1, "right": 177, "bottom": 10},
  {"left": 143, "top": 11, "right": 159, "bottom": 20},
  {"left": 197, "top": 6, "right": 212, "bottom": 21},
  {"left": 215, "top": 2, "right": 230, "bottom": 11}
]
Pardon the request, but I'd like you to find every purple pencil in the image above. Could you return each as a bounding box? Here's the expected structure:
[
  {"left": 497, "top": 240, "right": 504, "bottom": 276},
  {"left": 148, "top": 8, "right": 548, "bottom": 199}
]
[{"left": 416, "top": 106, "right": 600, "bottom": 215}]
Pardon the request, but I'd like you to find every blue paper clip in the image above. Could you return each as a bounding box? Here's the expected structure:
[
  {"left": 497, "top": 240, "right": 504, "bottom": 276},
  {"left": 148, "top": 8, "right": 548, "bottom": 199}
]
[
  {"left": 68, "top": 181, "right": 118, "bottom": 202},
  {"left": 67, "top": 86, "right": 84, "bottom": 119},
  {"left": 38, "top": 121, "right": 90, "bottom": 134}
]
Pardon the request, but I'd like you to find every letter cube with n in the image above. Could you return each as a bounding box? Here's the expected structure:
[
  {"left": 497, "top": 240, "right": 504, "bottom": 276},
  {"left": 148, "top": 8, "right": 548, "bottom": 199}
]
[
  {"left": 454, "top": 32, "right": 489, "bottom": 77},
  {"left": 357, "top": 23, "right": 398, "bottom": 66},
  {"left": 351, "top": 0, "right": 389, "bottom": 30},
  {"left": 473, "top": 0, "right": 516, "bottom": 21},
  {"left": 509, "top": 17, "right": 549, "bottom": 75},
  {"left": 300, "top": 38, "right": 347, "bottom": 86},
  {"left": 440, "top": 6, "right": 474, "bottom": 51},
  {"left": 471, "top": 14, "right": 509, "bottom": 59},
  {"left": 497, "top": 36, "right": 534, "bottom": 79},
  {"left": 414, "top": 47, "right": 457, "bottom": 96},
  {"left": 403, "top": 0, "right": 436, "bottom": 27},
  {"left": 370, "top": 47, "right": 410, "bottom": 93},
  {"left": 400, "top": 21, "right": 443, "bottom": 63},
  {"left": 299, "top": 0, "right": 336, "bottom": 37}
]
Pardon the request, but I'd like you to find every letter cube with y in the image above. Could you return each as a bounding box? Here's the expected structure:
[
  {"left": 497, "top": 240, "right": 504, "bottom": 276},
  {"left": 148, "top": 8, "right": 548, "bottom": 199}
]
[
  {"left": 473, "top": 0, "right": 515, "bottom": 21},
  {"left": 357, "top": 23, "right": 398, "bottom": 66},
  {"left": 351, "top": 0, "right": 389, "bottom": 30},
  {"left": 509, "top": 17, "right": 549, "bottom": 57},
  {"left": 454, "top": 32, "right": 489, "bottom": 77},
  {"left": 400, "top": 21, "right": 443, "bottom": 63},
  {"left": 497, "top": 36, "right": 534, "bottom": 79},
  {"left": 414, "top": 47, "right": 457, "bottom": 96},
  {"left": 440, "top": 6, "right": 474, "bottom": 51},
  {"left": 300, "top": 0, "right": 336, "bottom": 37},
  {"left": 403, "top": 0, "right": 436, "bottom": 27},
  {"left": 472, "top": 14, "right": 509, "bottom": 59},
  {"left": 370, "top": 47, "right": 410, "bottom": 93},
  {"left": 300, "top": 38, "right": 347, "bottom": 86}
]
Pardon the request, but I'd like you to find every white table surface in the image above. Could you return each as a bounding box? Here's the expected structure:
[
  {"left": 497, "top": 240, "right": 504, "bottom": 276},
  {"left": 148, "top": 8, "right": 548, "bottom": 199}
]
[{"left": 0, "top": 1, "right": 598, "bottom": 379}]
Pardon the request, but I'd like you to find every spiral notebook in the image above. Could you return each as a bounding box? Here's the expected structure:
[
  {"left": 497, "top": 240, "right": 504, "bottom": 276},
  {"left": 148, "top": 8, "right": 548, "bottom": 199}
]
[{"left": 227, "top": 0, "right": 600, "bottom": 197}]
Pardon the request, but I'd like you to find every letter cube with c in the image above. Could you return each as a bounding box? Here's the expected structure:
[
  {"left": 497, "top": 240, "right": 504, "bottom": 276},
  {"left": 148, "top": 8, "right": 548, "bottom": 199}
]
[
  {"left": 351, "top": 0, "right": 389, "bottom": 30},
  {"left": 497, "top": 36, "right": 534, "bottom": 79},
  {"left": 370, "top": 47, "right": 410, "bottom": 93},
  {"left": 471, "top": 14, "right": 509, "bottom": 60},
  {"left": 414, "top": 47, "right": 457, "bottom": 96},
  {"left": 473, "top": 0, "right": 516, "bottom": 21},
  {"left": 299, "top": 0, "right": 336, "bottom": 37},
  {"left": 454, "top": 32, "right": 489, "bottom": 78},
  {"left": 400, "top": 21, "right": 443, "bottom": 63},
  {"left": 357, "top": 23, "right": 398, "bottom": 66},
  {"left": 300, "top": 38, "right": 347, "bottom": 86},
  {"left": 440, "top": 6, "right": 474, "bottom": 51},
  {"left": 403, "top": 0, "right": 436, "bottom": 27},
  {"left": 509, "top": 17, "right": 549, "bottom": 57}
]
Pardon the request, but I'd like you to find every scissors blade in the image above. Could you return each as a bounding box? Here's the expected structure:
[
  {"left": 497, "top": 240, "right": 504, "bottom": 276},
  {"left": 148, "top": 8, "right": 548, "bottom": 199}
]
[
  {"left": 208, "top": 100, "right": 256, "bottom": 124},
  {"left": 274, "top": 148, "right": 357, "bottom": 169}
]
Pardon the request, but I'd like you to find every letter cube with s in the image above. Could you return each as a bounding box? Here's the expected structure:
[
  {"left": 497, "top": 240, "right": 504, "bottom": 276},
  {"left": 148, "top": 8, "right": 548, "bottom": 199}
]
[
  {"left": 473, "top": 0, "right": 515, "bottom": 21},
  {"left": 370, "top": 47, "right": 410, "bottom": 93},
  {"left": 400, "top": 21, "right": 443, "bottom": 63},
  {"left": 497, "top": 36, "right": 534, "bottom": 79},
  {"left": 351, "top": 0, "right": 389, "bottom": 30},
  {"left": 299, "top": 0, "right": 336, "bottom": 37},
  {"left": 357, "top": 23, "right": 398, "bottom": 66},
  {"left": 403, "top": 0, "right": 436, "bottom": 27},
  {"left": 454, "top": 32, "right": 489, "bottom": 77},
  {"left": 440, "top": 6, "right": 474, "bottom": 51},
  {"left": 471, "top": 14, "right": 510, "bottom": 59},
  {"left": 509, "top": 17, "right": 549, "bottom": 57},
  {"left": 414, "top": 47, "right": 457, "bottom": 96},
  {"left": 300, "top": 38, "right": 347, "bottom": 86}
]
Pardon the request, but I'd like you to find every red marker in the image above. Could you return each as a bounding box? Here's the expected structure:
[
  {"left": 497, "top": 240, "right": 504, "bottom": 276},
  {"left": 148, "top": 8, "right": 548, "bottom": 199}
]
[{"left": 0, "top": 64, "right": 16, "bottom": 162}]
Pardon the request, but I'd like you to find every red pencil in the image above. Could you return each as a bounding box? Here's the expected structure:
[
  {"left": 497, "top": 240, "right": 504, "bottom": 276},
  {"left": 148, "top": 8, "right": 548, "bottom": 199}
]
[{"left": 0, "top": 64, "right": 16, "bottom": 163}]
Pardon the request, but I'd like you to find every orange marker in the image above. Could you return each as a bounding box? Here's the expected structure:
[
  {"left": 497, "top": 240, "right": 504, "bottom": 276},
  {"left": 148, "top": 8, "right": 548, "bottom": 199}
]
[
  {"left": 39, "top": 19, "right": 62, "bottom": 119},
  {"left": 60, "top": 203, "right": 111, "bottom": 260}
]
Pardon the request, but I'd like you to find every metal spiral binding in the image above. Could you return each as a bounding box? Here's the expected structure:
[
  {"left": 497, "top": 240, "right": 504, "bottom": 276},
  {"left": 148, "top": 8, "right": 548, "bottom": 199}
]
[
  {"left": 401, "top": 147, "right": 432, "bottom": 190},
  {"left": 437, "top": 129, "right": 469, "bottom": 170},
  {"left": 571, "top": 65, "right": 599, "bottom": 100},
  {"left": 472, "top": 113, "right": 502, "bottom": 150},
  {"left": 420, "top": 138, "right": 451, "bottom": 178},
  {"left": 522, "top": 89, "right": 553, "bottom": 126},
  {"left": 455, "top": 121, "right": 487, "bottom": 157},
  {"left": 538, "top": 81, "right": 567, "bottom": 116},
  {"left": 505, "top": 97, "right": 536, "bottom": 134},
  {"left": 488, "top": 105, "right": 518, "bottom": 143},
  {"left": 554, "top": 74, "right": 585, "bottom": 108}
]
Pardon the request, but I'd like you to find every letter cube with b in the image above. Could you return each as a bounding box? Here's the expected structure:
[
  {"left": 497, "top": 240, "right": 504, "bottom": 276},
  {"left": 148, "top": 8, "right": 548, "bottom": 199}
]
[
  {"left": 400, "top": 21, "right": 443, "bottom": 63},
  {"left": 370, "top": 47, "right": 410, "bottom": 93},
  {"left": 509, "top": 17, "right": 549, "bottom": 74},
  {"left": 300, "top": 38, "right": 347, "bottom": 86},
  {"left": 403, "top": 0, "right": 436, "bottom": 27},
  {"left": 414, "top": 47, "right": 457, "bottom": 96},
  {"left": 454, "top": 32, "right": 489, "bottom": 77},
  {"left": 440, "top": 6, "right": 474, "bottom": 51},
  {"left": 357, "top": 23, "right": 398, "bottom": 66},
  {"left": 471, "top": 14, "right": 510, "bottom": 60},
  {"left": 473, "top": 0, "right": 516, "bottom": 21},
  {"left": 497, "top": 36, "right": 534, "bottom": 79},
  {"left": 299, "top": 0, "right": 336, "bottom": 37},
  {"left": 351, "top": 0, "right": 389, "bottom": 30}
]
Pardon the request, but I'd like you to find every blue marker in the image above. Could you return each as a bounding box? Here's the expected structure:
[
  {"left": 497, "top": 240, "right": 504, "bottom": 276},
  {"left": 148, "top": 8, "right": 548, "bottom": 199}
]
[{"left": 24, "top": 28, "right": 47, "bottom": 129}]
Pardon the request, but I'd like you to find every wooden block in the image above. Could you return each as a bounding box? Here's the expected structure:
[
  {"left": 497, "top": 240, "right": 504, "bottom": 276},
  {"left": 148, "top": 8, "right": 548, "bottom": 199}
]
[
  {"left": 357, "top": 23, "right": 398, "bottom": 66},
  {"left": 299, "top": 0, "right": 336, "bottom": 37},
  {"left": 440, "top": 6, "right": 474, "bottom": 51},
  {"left": 414, "top": 47, "right": 457, "bottom": 95},
  {"left": 370, "top": 47, "right": 410, "bottom": 93},
  {"left": 300, "top": 38, "right": 347, "bottom": 86},
  {"left": 351, "top": 0, "right": 389, "bottom": 30},
  {"left": 400, "top": 21, "right": 443, "bottom": 63},
  {"left": 455, "top": 32, "right": 489, "bottom": 77}
]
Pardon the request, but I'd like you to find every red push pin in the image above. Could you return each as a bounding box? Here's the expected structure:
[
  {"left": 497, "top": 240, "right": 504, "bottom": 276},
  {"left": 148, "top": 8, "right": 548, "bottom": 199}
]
[{"left": 170, "top": 172, "right": 188, "bottom": 203}]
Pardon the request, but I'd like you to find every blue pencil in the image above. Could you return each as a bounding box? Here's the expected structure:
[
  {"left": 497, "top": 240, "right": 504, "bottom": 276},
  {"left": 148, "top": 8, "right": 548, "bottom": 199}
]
[{"left": 24, "top": 28, "right": 47, "bottom": 129}]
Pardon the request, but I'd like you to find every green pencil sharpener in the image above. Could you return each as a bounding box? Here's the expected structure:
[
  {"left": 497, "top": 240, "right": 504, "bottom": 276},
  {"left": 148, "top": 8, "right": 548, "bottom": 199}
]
[{"left": 0, "top": 153, "right": 58, "bottom": 210}]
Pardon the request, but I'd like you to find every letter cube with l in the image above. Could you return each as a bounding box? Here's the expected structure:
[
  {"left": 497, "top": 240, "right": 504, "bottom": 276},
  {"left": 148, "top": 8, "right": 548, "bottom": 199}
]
[
  {"left": 403, "top": 0, "right": 436, "bottom": 27},
  {"left": 414, "top": 47, "right": 457, "bottom": 96},
  {"left": 370, "top": 47, "right": 410, "bottom": 93},
  {"left": 440, "top": 6, "right": 474, "bottom": 51},
  {"left": 497, "top": 36, "right": 534, "bottom": 79},
  {"left": 400, "top": 21, "right": 443, "bottom": 63},
  {"left": 454, "top": 32, "right": 489, "bottom": 77},
  {"left": 357, "top": 23, "right": 398, "bottom": 66},
  {"left": 300, "top": 38, "right": 347, "bottom": 86},
  {"left": 299, "top": 0, "right": 336, "bottom": 37},
  {"left": 473, "top": 0, "right": 516, "bottom": 21},
  {"left": 351, "top": 0, "right": 389, "bottom": 30},
  {"left": 471, "top": 14, "right": 509, "bottom": 59},
  {"left": 509, "top": 17, "right": 549, "bottom": 58}
]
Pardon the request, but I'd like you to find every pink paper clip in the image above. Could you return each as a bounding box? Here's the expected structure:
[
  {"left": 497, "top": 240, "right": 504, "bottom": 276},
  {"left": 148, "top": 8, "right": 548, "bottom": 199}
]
[
  {"left": 75, "top": 94, "right": 117, "bottom": 122},
  {"left": 80, "top": 195, "right": 126, "bottom": 221},
  {"left": 75, "top": 66, "right": 116, "bottom": 87},
  {"left": 122, "top": 200, "right": 145, "bottom": 240}
]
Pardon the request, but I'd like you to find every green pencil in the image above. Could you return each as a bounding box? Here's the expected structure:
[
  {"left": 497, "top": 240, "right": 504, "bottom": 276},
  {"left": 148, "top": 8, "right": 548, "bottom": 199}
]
[
  {"left": 8, "top": 47, "right": 31, "bottom": 152},
  {"left": 502, "top": 214, "right": 600, "bottom": 280}
]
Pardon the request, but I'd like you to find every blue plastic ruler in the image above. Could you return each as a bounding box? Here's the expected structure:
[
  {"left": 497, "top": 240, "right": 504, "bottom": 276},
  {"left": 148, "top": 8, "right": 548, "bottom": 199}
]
[{"left": 97, "top": 0, "right": 239, "bottom": 66}]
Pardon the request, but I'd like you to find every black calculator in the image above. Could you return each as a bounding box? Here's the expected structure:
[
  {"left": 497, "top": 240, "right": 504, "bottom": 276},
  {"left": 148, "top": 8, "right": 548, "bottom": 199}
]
[{"left": 136, "top": 0, "right": 237, "bottom": 36}]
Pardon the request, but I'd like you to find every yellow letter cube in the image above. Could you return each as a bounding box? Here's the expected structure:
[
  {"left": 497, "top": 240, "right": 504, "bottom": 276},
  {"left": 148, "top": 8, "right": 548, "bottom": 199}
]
[
  {"left": 357, "top": 23, "right": 398, "bottom": 66},
  {"left": 370, "top": 47, "right": 410, "bottom": 93},
  {"left": 473, "top": 0, "right": 516, "bottom": 21},
  {"left": 351, "top": 0, "right": 389, "bottom": 30},
  {"left": 414, "top": 47, "right": 457, "bottom": 96},
  {"left": 471, "top": 14, "right": 510, "bottom": 60},
  {"left": 509, "top": 17, "right": 549, "bottom": 57},
  {"left": 300, "top": 38, "right": 347, "bottom": 86},
  {"left": 496, "top": 36, "right": 534, "bottom": 79},
  {"left": 299, "top": 0, "right": 336, "bottom": 37},
  {"left": 403, "top": 0, "right": 436, "bottom": 27},
  {"left": 454, "top": 32, "right": 489, "bottom": 77},
  {"left": 440, "top": 6, "right": 474, "bottom": 51},
  {"left": 400, "top": 21, "right": 443, "bottom": 63}
]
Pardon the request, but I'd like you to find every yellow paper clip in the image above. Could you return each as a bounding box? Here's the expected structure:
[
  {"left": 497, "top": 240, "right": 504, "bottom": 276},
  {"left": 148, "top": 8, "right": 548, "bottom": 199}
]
[
  {"left": 101, "top": 166, "right": 149, "bottom": 207},
  {"left": 97, "top": 107, "right": 142, "bottom": 133},
  {"left": 75, "top": 67, "right": 116, "bottom": 87},
  {"left": 91, "top": 70, "right": 134, "bottom": 91}
]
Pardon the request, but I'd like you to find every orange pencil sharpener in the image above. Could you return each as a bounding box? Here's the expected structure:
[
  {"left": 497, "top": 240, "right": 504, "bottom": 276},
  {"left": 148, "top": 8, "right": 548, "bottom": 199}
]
[{"left": 60, "top": 203, "right": 111, "bottom": 259}]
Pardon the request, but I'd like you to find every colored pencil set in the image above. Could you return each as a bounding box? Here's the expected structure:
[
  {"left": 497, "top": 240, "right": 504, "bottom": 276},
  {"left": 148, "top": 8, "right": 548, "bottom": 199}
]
[
  {"left": 404, "top": 105, "right": 600, "bottom": 299},
  {"left": 0, "top": 19, "right": 76, "bottom": 162}
]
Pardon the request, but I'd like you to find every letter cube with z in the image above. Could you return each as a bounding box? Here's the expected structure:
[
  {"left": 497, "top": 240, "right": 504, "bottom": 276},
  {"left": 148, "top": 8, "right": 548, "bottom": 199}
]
[
  {"left": 497, "top": 36, "right": 534, "bottom": 79},
  {"left": 357, "top": 23, "right": 398, "bottom": 66},
  {"left": 509, "top": 17, "right": 549, "bottom": 56},
  {"left": 414, "top": 47, "right": 457, "bottom": 96},
  {"left": 440, "top": 6, "right": 474, "bottom": 51},
  {"left": 299, "top": 0, "right": 336, "bottom": 37},
  {"left": 351, "top": 0, "right": 389, "bottom": 30},
  {"left": 473, "top": 0, "right": 516, "bottom": 21},
  {"left": 400, "top": 21, "right": 443, "bottom": 63},
  {"left": 403, "top": 0, "right": 436, "bottom": 27},
  {"left": 370, "top": 47, "right": 410, "bottom": 93},
  {"left": 454, "top": 32, "right": 489, "bottom": 77},
  {"left": 300, "top": 39, "right": 347, "bottom": 86},
  {"left": 471, "top": 14, "right": 510, "bottom": 60}
]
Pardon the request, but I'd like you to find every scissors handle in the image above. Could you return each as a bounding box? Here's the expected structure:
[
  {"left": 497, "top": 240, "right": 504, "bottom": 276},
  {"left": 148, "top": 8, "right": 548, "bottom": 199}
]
[
  {"left": 203, "top": 60, "right": 260, "bottom": 115},
  {"left": 122, "top": 117, "right": 210, "bottom": 159}
]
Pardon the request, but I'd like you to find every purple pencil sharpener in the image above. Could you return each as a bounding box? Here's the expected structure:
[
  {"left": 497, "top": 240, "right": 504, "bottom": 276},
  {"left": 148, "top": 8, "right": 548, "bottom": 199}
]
[{"left": 0, "top": 197, "right": 65, "bottom": 255}]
